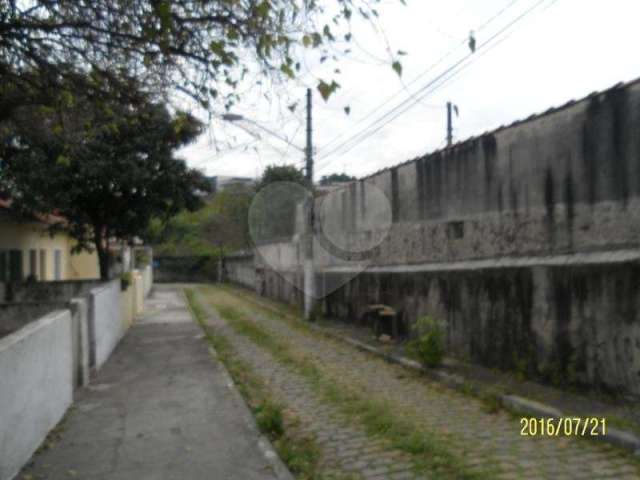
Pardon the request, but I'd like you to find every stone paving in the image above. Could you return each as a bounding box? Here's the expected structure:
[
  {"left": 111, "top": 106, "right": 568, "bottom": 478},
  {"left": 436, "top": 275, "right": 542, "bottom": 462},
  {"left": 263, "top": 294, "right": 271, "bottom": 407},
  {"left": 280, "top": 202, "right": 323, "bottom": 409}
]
[
  {"left": 198, "top": 293, "right": 425, "bottom": 480},
  {"left": 204, "top": 286, "right": 640, "bottom": 480}
]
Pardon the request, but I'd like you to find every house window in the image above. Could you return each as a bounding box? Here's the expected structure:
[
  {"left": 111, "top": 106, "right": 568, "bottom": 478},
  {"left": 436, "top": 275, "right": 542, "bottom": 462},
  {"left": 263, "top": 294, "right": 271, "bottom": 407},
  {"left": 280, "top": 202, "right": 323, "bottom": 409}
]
[
  {"left": 29, "top": 249, "right": 37, "bottom": 279},
  {"left": 9, "top": 250, "right": 23, "bottom": 281},
  {"left": 39, "top": 250, "right": 47, "bottom": 280},
  {"left": 54, "top": 249, "right": 62, "bottom": 280},
  {"left": 0, "top": 251, "right": 7, "bottom": 282}
]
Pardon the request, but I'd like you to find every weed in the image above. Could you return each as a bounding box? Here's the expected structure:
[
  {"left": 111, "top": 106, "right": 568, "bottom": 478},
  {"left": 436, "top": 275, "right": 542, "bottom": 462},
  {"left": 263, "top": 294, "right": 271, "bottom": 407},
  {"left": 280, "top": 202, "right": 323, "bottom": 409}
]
[
  {"left": 196, "top": 287, "right": 494, "bottom": 480},
  {"left": 408, "top": 315, "right": 447, "bottom": 368},
  {"left": 185, "top": 289, "right": 325, "bottom": 480},
  {"left": 255, "top": 402, "right": 285, "bottom": 439}
]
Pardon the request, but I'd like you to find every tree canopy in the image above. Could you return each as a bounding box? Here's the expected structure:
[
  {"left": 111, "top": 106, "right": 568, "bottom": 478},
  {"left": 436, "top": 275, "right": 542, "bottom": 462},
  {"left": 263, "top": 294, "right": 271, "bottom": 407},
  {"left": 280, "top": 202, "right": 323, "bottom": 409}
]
[
  {"left": 1, "top": 0, "right": 402, "bottom": 110},
  {"left": 2, "top": 82, "right": 208, "bottom": 279},
  {"left": 147, "top": 183, "right": 254, "bottom": 257},
  {"left": 255, "top": 164, "right": 307, "bottom": 191},
  {"left": 319, "top": 172, "right": 356, "bottom": 185}
]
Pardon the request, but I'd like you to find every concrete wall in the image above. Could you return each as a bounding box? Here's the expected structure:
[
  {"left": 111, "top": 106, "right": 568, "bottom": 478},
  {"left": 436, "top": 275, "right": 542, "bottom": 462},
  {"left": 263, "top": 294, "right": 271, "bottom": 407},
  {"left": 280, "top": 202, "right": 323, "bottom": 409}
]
[
  {"left": 312, "top": 80, "right": 640, "bottom": 269},
  {"left": 255, "top": 78, "right": 640, "bottom": 395},
  {"left": 225, "top": 253, "right": 258, "bottom": 290},
  {"left": 0, "top": 310, "right": 73, "bottom": 480},
  {"left": 0, "top": 301, "right": 67, "bottom": 337},
  {"left": 142, "top": 265, "right": 153, "bottom": 298},
  {"left": 90, "top": 280, "right": 126, "bottom": 369}
]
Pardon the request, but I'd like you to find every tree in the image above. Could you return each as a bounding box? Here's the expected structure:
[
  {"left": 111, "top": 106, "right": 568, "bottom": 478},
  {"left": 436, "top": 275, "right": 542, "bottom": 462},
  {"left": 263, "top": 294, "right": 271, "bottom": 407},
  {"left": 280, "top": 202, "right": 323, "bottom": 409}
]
[
  {"left": 1, "top": 1, "right": 404, "bottom": 111},
  {"left": 250, "top": 164, "right": 308, "bottom": 243},
  {"left": 255, "top": 164, "right": 307, "bottom": 191},
  {"left": 147, "top": 183, "right": 254, "bottom": 256},
  {"left": 2, "top": 85, "right": 208, "bottom": 279},
  {"left": 319, "top": 172, "right": 356, "bottom": 185}
]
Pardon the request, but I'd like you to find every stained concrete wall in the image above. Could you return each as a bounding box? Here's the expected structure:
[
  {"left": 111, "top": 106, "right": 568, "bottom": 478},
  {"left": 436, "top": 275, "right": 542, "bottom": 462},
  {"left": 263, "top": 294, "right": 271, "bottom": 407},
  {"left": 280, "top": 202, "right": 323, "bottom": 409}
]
[
  {"left": 225, "top": 253, "right": 258, "bottom": 290},
  {"left": 256, "top": 78, "right": 640, "bottom": 395},
  {"left": 315, "top": 80, "right": 640, "bottom": 268},
  {"left": 0, "top": 310, "right": 73, "bottom": 480}
]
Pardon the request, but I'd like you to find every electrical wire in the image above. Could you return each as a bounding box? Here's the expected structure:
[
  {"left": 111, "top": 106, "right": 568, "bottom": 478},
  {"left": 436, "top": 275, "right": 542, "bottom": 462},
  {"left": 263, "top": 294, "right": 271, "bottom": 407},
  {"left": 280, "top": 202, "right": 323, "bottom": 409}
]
[
  {"left": 317, "top": 0, "right": 523, "bottom": 155},
  {"left": 315, "top": 0, "right": 556, "bottom": 174}
]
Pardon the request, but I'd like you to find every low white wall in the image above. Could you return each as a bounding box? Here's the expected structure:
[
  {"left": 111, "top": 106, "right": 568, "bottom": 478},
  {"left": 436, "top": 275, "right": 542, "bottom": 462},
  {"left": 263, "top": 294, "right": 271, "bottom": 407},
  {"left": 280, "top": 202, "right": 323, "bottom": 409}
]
[
  {"left": 142, "top": 265, "right": 153, "bottom": 298},
  {"left": 0, "top": 310, "right": 73, "bottom": 480},
  {"left": 89, "top": 280, "right": 125, "bottom": 370}
]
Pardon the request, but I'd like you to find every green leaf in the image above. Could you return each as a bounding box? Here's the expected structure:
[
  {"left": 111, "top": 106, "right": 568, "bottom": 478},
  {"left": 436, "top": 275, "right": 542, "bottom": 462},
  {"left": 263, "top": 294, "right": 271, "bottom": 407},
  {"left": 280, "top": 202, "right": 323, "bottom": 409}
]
[
  {"left": 56, "top": 155, "right": 71, "bottom": 167},
  {"left": 255, "top": 1, "right": 270, "bottom": 18},
  {"left": 392, "top": 60, "right": 402, "bottom": 77},
  {"left": 280, "top": 63, "right": 295, "bottom": 79},
  {"left": 317, "top": 80, "right": 340, "bottom": 101}
]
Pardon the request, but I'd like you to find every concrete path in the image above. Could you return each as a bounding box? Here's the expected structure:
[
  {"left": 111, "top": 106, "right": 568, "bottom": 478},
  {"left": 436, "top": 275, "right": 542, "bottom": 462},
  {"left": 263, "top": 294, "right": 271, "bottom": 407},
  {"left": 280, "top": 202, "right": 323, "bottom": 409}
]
[{"left": 21, "top": 285, "right": 291, "bottom": 480}]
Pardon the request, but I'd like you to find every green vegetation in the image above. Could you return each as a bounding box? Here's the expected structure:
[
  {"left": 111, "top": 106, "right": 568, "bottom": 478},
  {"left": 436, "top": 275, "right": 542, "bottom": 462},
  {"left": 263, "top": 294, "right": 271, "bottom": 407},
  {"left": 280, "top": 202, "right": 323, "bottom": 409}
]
[
  {"left": 185, "top": 289, "right": 327, "bottom": 480},
  {"left": 120, "top": 272, "right": 132, "bottom": 291},
  {"left": 319, "top": 173, "right": 356, "bottom": 186},
  {"left": 196, "top": 286, "right": 494, "bottom": 480},
  {"left": 3, "top": 89, "right": 207, "bottom": 280},
  {"left": 148, "top": 184, "right": 253, "bottom": 257},
  {"left": 409, "top": 316, "right": 447, "bottom": 368}
]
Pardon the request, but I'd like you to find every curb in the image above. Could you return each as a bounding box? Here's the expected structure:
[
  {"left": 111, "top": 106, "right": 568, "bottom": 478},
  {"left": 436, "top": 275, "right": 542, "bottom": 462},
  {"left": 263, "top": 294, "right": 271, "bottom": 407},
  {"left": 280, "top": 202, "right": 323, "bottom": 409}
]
[{"left": 309, "top": 323, "right": 640, "bottom": 456}]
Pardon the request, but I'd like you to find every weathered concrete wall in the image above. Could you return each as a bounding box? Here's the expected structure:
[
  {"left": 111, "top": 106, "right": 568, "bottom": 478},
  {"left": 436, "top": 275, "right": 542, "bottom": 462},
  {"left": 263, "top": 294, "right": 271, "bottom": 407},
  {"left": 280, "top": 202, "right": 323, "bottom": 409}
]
[
  {"left": 225, "top": 252, "right": 258, "bottom": 290},
  {"left": 90, "top": 280, "right": 125, "bottom": 369},
  {"left": 323, "top": 253, "right": 640, "bottom": 394},
  {"left": 314, "top": 80, "right": 640, "bottom": 269},
  {"left": 141, "top": 265, "right": 153, "bottom": 298},
  {"left": 0, "top": 302, "right": 67, "bottom": 337},
  {"left": 0, "top": 310, "right": 73, "bottom": 480},
  {"left": 316, "top": 80, "right": 640, "bottom": 395},
  {"left": 255, "top": 79, "right": 640, "bottom": 395}
]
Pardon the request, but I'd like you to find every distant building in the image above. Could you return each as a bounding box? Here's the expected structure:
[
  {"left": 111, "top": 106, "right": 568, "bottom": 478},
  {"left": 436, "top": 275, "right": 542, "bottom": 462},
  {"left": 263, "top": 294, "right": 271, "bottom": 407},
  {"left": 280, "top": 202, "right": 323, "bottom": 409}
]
[{"left": 208, "top": 175, "right": 255, "bottom": 194}]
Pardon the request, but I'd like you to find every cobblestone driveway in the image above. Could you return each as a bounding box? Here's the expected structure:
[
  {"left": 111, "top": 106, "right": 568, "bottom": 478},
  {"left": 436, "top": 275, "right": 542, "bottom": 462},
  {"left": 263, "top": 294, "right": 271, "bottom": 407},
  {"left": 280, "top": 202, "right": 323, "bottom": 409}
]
[
  {"left": 198, "top": 292, "right": 424, "bottom": 480},
  {"left": 200, "top": 286, "right": 640, "bottom": 479}
]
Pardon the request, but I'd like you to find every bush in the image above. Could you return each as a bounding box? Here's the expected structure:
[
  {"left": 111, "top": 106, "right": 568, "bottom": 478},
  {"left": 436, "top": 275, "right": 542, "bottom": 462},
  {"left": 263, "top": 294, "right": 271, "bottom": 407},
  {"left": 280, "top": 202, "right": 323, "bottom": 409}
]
[
  {"left": 409, "top": 315, "right": 447, "bottom": 368},
  {"left": 120, "top": 272, "right": 132, "bottom": 291},
  {"left": 255, "top": 402, "right": 284, "bottom": 439}
]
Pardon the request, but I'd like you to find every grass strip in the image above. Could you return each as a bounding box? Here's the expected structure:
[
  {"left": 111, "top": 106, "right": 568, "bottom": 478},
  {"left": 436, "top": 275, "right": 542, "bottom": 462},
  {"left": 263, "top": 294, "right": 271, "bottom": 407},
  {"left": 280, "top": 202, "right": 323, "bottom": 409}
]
[
  {"left": 185, "top": 289, "right": 332, "bottom": 480},
  {"left": 197, "top": 286, "right": 496, "bottom": 480}
]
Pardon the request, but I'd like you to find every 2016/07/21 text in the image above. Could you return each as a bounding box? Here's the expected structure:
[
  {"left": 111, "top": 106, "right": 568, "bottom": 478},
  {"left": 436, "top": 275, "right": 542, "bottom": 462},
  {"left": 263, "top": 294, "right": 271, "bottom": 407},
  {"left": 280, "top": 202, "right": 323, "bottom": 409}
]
[{"left": 520, "top": 417, "right": 606, "bottom": 436}]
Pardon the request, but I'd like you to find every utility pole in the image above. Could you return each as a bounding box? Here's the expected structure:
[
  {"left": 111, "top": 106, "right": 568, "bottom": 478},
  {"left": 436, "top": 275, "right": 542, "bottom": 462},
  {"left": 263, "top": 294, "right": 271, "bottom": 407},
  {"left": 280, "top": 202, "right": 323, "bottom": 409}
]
[
  {"left": 304, "top": 88, "right": 315, "bottom": 320},
  {"left": 446, "top": 101, "right": 453, "bottom": 147}
]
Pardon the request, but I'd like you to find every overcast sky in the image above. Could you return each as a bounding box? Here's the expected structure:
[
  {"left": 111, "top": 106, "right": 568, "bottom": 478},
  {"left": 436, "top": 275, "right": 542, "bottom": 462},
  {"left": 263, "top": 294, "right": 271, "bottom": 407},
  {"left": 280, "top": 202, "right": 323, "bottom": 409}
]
[{"left": 179, "top": 0, "right": 640, "bottom": 182}]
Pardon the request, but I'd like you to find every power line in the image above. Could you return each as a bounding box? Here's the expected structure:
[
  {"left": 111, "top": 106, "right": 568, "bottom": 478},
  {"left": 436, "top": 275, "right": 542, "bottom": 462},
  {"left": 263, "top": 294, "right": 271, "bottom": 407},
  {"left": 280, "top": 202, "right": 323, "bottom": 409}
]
[
  {"left": 315, "top": 0, "right": 555, "bottom": 174},
  {"left": 317, "top": 0, "right": 545, "bottom": 165},
  {"left": 317, "top": 0, "right": 523, "bottom": 155}
]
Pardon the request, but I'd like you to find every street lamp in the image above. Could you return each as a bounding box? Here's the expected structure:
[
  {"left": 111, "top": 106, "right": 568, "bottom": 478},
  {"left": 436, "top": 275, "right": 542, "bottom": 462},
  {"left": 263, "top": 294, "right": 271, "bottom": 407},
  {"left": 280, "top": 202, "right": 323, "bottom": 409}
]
[{"left": 221, "top": 90, "right": 316, "bottom": 321}]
